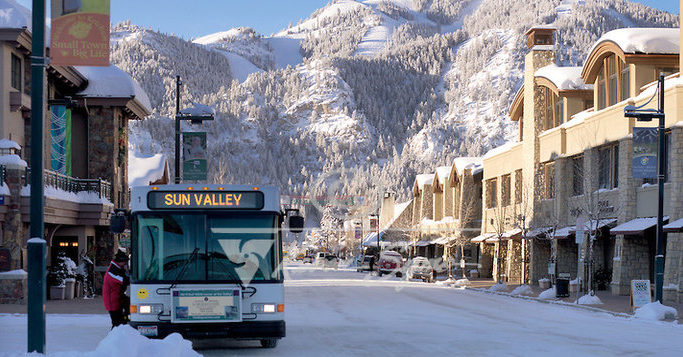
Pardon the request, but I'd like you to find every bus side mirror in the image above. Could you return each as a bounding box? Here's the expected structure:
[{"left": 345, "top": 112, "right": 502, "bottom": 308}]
[
  {"left": 110, "top": 212, "right": 127, "bottom": 233},
  {"left": 289, "top": 215, "right": 304, "bottom": 234}
]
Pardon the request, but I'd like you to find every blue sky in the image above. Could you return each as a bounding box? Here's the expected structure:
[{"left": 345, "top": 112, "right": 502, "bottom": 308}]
[{"left": 16, "top": 0, "right": 680, "bottom": 40}]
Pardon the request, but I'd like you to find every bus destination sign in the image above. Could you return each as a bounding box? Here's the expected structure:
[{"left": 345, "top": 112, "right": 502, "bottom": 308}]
[{"left": 147, "top": 191, "right": 264, "bottom": 210}]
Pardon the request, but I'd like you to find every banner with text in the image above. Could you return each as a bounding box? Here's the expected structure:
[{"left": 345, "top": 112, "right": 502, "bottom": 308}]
[
  {"left": 182, "top": 132, "right": 207, "bottom": 181},
  {"left": 632, "top": 127, "right": 657, "bottom": 179},
  {"left": 50, "top": 0, "right": 110, "bottom": 66}
]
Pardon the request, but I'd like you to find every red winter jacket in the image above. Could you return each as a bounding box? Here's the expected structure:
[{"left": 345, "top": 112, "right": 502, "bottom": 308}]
[{"left": 102, "top": 261, "right": 128, "bottom": 311}]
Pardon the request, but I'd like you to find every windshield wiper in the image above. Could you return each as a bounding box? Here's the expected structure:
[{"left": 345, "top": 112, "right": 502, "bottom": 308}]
[
  {"left": 209, "top": 252, "right": 245, "bottom": 290},
  {"left": 169, "top": 247, "right": 200, "bottom": 290}
]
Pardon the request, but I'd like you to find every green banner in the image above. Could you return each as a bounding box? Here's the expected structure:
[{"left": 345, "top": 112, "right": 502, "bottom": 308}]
[
  {"left": 182, "top": 132, "right": 207, "bottom": 181},
  {"left": 50, "top": 106, "right": 71, "bottom": 176}
]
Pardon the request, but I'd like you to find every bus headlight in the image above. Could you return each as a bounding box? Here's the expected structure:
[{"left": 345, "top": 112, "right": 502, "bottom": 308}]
[
  {"left": 252, "top": 303, "right": 277, "bottom": 313},
  {"left": 137, "top": 304, "right": 164, "bottom": 314}
]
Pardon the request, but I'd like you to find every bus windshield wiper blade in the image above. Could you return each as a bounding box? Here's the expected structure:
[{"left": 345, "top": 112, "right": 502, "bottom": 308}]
[{"left": 169, "top": 247, "right": 199, "bottom": 289}]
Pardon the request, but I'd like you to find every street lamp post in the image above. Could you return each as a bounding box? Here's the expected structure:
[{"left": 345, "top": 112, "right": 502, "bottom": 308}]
[
  {"left": 624, "top": 74, "right": 665, "bottom": 302},
  {"left": 173, "top": 76, "right": 214, "bottom": 183}
]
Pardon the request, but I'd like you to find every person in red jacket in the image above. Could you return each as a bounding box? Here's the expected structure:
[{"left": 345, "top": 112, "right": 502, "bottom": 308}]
[{"left": 103, "top": 250, "right": 130, "bottom": 328}]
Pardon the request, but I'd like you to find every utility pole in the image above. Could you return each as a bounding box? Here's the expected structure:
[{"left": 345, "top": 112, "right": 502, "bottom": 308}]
[
  {"left": 174, "top": 75, "right": 182, "bottom": 184},
  {"left": 28, "top": 0, "right": 47, "bottom": 353}
]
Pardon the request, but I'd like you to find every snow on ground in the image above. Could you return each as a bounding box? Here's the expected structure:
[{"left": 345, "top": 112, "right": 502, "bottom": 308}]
[
  {"left": 265, "top": 37, "right": 304, "bottom": 69},
  {"left": 635, "top": 301, "right": 678, "bottom": 321},
  {"left": 220, "top": 51, "right": 264, "bottom": 83},
  {"left": 355, "top": 22, "right": 392, "bottom": 56},
  {"left": 3, "top": 264, "right": 683, "bottom": 356}
]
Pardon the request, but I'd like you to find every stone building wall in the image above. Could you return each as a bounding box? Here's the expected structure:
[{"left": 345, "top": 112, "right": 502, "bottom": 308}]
[
  {"left": 1, "top": 167, "right": 27, "bottom": 271},
  {"left": 530, "top": 239, "right": 551, "bottom": 283},
  {"left": 506, "top": 240, "right": 522, "bottom": 284},
  {"left": 554, "top": 238, "right": 578, "bottom": 279},
  {"left": 664, "top": 126, "right": 683, "bottom": 302}
]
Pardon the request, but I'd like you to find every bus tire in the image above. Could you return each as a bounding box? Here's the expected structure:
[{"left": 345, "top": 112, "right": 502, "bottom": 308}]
[{"left": 260, "top": 339, "right": 278, "bottom": 348}]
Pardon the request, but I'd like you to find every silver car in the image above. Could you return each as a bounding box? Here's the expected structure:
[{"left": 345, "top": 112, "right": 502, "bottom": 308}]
[{"left": 407, "top": 257, "right": 435, "bottom": 283}]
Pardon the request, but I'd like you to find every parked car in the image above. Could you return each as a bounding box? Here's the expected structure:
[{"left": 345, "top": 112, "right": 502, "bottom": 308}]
[
  {"left": 322, "top": 254, "right": 339, "bottom": 269},
  {"left": 407, "top": 257, "right": 434, "bottom": 283},
  {"left": 378, "top": 251, "right": 404, "bottom": 277},
  {"left": 295, "top": 253, "right": 305, "bottom": 261},
  {"left": 356, "top": 255, "right": 376, "bottom": 272},
  {"left": 303, "top": 255, "right": 313, "bottom": 264}
]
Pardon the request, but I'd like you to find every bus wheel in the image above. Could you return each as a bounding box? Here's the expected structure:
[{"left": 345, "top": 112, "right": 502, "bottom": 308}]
[{"left": 260, "top": 339, "right": 278, "bottom": 348}]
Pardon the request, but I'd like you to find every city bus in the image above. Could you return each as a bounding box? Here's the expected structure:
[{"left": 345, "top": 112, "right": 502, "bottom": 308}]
[{"left": 110, "top": 184, "right": 303, "bottom": 348}]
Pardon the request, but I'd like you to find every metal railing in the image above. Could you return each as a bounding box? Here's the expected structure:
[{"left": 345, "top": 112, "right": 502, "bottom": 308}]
[{"left": 23, "top": 168, "right": 112, "bottom": 201}]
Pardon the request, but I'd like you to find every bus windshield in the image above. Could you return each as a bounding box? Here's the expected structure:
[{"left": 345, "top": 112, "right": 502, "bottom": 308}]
[{"left": 133, "top": 213, "right": 281, "bottom": 284}]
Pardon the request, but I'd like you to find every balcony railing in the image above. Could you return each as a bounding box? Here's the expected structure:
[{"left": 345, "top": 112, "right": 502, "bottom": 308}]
[{"left": 23, "top": 168, "right": 112, "bottom": 201}]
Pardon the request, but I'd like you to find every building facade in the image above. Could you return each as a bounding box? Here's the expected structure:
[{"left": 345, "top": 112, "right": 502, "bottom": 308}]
[
  {"left": 482, "top": 25, "right": 683, "bottom": 302},
  {"left": 0, "top": 27, "right": 151, "bottom": 303}
]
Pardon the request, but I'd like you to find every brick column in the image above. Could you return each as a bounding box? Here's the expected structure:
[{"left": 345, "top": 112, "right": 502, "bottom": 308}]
[{"left": 664, "top": 126, "right": 683, "bottom": 302}]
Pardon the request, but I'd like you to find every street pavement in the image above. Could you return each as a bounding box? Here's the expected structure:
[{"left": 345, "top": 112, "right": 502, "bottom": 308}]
[{"left": 1, "top": 278, "right": 682, "bottom": 323}]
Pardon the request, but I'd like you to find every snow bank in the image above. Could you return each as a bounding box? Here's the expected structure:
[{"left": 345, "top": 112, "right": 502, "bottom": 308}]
[
  {"left": 91, "top": 325, "right": 200, "bottom": 357},
  {"left": 454, "top": 278, "right": 471, "bottom": 287},
  {"left": 488, "top": 282, "right": 507, "bottom": 292},
  {"left": 510, "top": 285, "right": 534, "bottom": 296},
  {"left": 634, "top": 301, "right": 678, "bottom": 321},
  {"left": 538, "top": 287, "right": 556, "bottom": 299},
  {"left": 576, "top": 294, "right": 603, "bottom": 305}
]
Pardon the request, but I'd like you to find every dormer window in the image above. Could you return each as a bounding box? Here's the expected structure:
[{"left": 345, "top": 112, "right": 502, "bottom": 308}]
[{"left": 597, "top": 54, "right": 628, "bottom": 110}]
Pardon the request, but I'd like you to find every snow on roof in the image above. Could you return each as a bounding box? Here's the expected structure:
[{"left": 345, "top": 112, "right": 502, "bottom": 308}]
[
  {"left": 453, "top": 157, "right": 483, "bottom": 176},
  {"left": 536, "top": 64, "right": 593, "bottom": 90},
  {"left": 525, "top": 25, "right": 557, "bottom": 33},
  {"left": 0, "top": 138, "right": 20, "bottom": 150},
  {"left": 75, "top": 65, "right": 152, "bottom": 112},
  {"left": 562, "top": 107, "right": 594, "bottom": 129},
  {"left": 384, "top": 200, "right": 412, "bottom": 229},
  {"left": 0, "top": 0, "right": 31, "bottom": 29},
  {"left": 128, "top": 152, "right": 167, "bottom": 188},
  {"left": 435, "top": 166, "right": 451, "bottom": 183},
  {"left": 0, "top": 154, "right": 27, "bottom": 167},
  {"left": 611, "top": 217, "right": 668, "bottom": 235},
  {"left": 179, "top": 100, "right": 216, "bottom": 117},
  {"left": 664, "top": 217, "right": 683, "bottom": 232},
  {"left": 483, "top": 141, "right": 519, "bottom": 160},
  {"left": 591, "top": 28, "right": 679, "bottom": 55},
  {"left": 415, "top": 173, "right": 434, "bottom": 188}
]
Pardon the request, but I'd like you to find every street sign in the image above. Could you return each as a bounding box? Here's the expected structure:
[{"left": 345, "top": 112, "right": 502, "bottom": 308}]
[
  {"left": 630, "top": 280, "right": 651, "bottom": 311},
  {"left": 575, "top": 230, "right": 585, "bottom": 245}
]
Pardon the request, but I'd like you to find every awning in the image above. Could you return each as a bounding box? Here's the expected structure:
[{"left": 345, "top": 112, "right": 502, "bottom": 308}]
[
  {"left": 502, "top": 228, "right": 522, "bottom": 239},
  {"left": 471, "top": 232, "right": 495, "bottom": 243},
  {"left": 664, "top": 217, "right": 683, "bottom": 233},
  {"left": 431, "top": 236, "right": 454, "bottom": 245},
  {"left": 553, "top": 219, "right": 618, "bottom": 239},
  {"left": 577, "top": 218, "right": 618, "bottom": 232},
  {"left": 553, "top": 226, "right": 575, "bottom": 239},
  {"left": 525, "top": 227, "right": 552, "bottom": 239},
  {"left": 362, "top": 231, "right": 385, "bottom": 246},
  {"left": 611, "top": 217, "right": 668, "bottom": 236},
  {"left": 414, "top": 240, "right": 432, "bottom": 247}
]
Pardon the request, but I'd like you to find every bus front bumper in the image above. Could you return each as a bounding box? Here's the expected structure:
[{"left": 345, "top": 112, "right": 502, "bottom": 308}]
[{"left": 130, "top": 320, "right": 286, "bottom": 340}]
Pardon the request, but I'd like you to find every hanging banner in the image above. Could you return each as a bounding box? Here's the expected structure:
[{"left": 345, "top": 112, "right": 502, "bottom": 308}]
[
  {"left": 50, "top": 105, "right": 72, "bottom": 175},
  {"left": 50, "top": 0, "right": 111, "bottom": 66},
  {"left": 632, "top": 127, "right": 657, "bottom": 179},
  {"left": 182, "top": 132, "right": 207, "bottom": 181}
]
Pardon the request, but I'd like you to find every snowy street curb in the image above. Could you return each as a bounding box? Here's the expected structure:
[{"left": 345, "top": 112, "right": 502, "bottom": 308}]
[{"left": 467, "top": 287, "right": 633, "bottom": 319}]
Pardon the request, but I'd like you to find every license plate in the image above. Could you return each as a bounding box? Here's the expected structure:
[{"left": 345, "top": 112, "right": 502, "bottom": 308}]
[{"left": 137, "top": 325, "right": 158, "bottom": 337}]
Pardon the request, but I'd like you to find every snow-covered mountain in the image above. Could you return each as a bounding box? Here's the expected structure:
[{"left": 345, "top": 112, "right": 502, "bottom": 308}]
[{"left": 108, "top": 0, "right": 677, "bottom": 220}]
